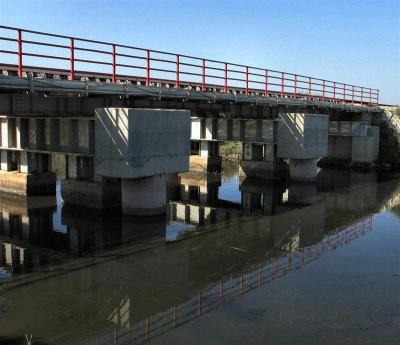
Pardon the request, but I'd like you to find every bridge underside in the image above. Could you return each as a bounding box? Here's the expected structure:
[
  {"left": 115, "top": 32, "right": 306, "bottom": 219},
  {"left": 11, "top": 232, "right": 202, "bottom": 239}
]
[
  {"left": 0, "top": 75, "right": 381, "bottom": 115},
  {"left": 0, "top": 74, "right": 384, "bottom": 211}
]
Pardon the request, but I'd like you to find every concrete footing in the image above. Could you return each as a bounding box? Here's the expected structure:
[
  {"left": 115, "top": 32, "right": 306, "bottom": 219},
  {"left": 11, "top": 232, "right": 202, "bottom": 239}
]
[
  {"left": 0, "top": 171, "right": 56, "bottom": 196},
  {"left": 121, "top": 174, "right": 167, "bottom": 216},
  {"left": 61, "top": 179, "right": 121, "bottom": 209},
  {"left": 239, "top": 160, "right": 286, "bottom": 180},
  {"left": 289, "top": 159, "right": 318, "bottom": 182}
]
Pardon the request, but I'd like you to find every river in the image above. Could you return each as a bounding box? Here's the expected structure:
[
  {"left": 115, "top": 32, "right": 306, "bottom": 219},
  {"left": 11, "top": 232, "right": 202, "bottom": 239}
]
[{"left": 0, "top": 162, "right": 399, "bottom": 344}]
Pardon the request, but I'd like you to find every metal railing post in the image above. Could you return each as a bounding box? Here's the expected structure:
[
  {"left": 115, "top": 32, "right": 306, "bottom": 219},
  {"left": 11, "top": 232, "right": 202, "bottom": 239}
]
[
  {"left": 369, "top": 89, "right": 372, "bottom": 104},
  {"left": 333, "top": 82, "right": 336, "bottom": 102},
  {"left": 352, "top": 86, "right": 355, "bottom": 105},
  {"left": 224, "top": 63, "right": 228, "bottom": 93},
  {"left": 322, "top": 80, "right": 325, "bottom": 101},
  {"left": 294, "top": 74, "right": 297, "bottom": 98},
  {"left": 377, "top": 90, "right": 380, "bottom": 105},
  {"left": 176, "top": 55, "right": 180, "bottom": 88},
  {"left": 17, "top": 29, "right": 23, "bottom": 77},
  {"left": 202, "top": 59, "right": 206, "bottom": 91},
  {"left": 146, "top": 50, "right": 150, "bottom": 86},
  {"left": 281, "top": 72, "right": 285, "bottom": 97},
  {"left": 265, "top": 70, "right": 269, "bottom": 96},
  {"left": 308, "top": 77, "right": 312, "bottom": 99},
  {"left": 343, "top": 84, "right": 346, "bottom": 103},
  {"left": 361, "top": 87, "right": 364, "bottom": 105},
  {"left": 112, "top": 44, "right": 117, "bottom": 82},
  {"left": 70, "top": 38, "right": 75, "bottom": 80},
  {"left": 245, "top": 66, "right": 249, "bottom": 95}
]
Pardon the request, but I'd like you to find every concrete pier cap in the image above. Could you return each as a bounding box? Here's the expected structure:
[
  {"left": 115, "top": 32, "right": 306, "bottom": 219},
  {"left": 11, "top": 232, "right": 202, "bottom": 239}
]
[
  {"left": 277, "top": 113, "right": 329, "bottom": 182},
  {"left": 95, "top": 108, "right": 191, "bottom": 215}
]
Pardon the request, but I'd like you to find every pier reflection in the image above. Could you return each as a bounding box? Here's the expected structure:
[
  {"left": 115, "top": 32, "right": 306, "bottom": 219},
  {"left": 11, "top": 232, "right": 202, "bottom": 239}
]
[{"left": 0, "top": 166, "right": 399, "bottom": 345}]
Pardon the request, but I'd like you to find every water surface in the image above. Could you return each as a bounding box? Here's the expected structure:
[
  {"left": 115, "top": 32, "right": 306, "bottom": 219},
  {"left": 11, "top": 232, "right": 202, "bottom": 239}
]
[{"left": 0, "top": 164, "right": 399, "bottom": 344}]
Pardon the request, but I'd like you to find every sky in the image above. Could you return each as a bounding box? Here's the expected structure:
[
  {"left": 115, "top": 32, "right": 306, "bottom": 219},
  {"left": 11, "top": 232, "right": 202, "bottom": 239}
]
[{"left": 0, "top": 0, "right": 399, "bottom": 104}]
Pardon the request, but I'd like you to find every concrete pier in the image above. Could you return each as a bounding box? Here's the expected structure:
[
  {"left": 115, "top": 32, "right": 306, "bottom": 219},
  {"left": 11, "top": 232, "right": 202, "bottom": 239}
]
[
  {"left": 122, "top": 175, "right": 166, "bottom": 216},
  {"left": 277, "top": 113, "right": 329, "bottom": 182},
  {"left": 61, "top": 178, "right": 121, "bottom": 209},
  {"left": 95, "top": 108, "right": 191, "bottom": 215},
  {"left": 289, "top": 159, "right": 318, "bottom": 182}
]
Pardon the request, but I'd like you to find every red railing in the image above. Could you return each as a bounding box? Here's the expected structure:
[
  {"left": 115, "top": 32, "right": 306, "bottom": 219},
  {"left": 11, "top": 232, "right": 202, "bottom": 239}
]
[{"left": 0, "top": 25, "right": 380, "bottom": 106}]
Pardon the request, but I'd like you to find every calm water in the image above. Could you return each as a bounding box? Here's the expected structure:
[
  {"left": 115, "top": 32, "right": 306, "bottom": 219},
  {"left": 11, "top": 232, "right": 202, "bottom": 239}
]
[{"left": 0, "top": 162, "right": 399, "bottom": 345}]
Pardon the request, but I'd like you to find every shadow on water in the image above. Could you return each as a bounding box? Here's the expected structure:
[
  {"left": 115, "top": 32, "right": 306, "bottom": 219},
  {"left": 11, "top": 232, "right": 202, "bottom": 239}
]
[{"left": 0, "top": 163, "right": 400, "bottom": 344}]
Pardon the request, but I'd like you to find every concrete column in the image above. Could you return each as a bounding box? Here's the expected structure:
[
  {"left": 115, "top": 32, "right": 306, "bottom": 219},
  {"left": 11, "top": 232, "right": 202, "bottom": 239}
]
[
  {"left": 67, "top": 155, "right": 78, "bottom": 179},
  {"left": 289, "top": 159, "right": 318, "bottom": 182},
  {"left": 60, "top": 119, "right": 69, "bottom": 152},
  {"left": 121, "top": 174, "right": 166, "bottom": 216},
  {"left": 190, "top": 140, "right": 222, "bottom": 172},
  {"left": 37, "top": 153, "right": 51, "bottom": 173},
  {"left": 191, "top": 117, "right": 201, "bottom": 140},
  {"left": 20, "top": 151, "right": 33, "bottom": 173},
  {"left": 69, "top": 119, "right": 79, "bottom": 153},
  {"left": 17, "top": 118, "right": 29, "bottom": 149},
  {"left": 50, "top": 119, "right": 60, "bottom": 151},
  {"left": 78, "top": 120, "right": 94, "bottom": 154},
  {"left": 244, "top": 120, "right": 257, "bottom": 142},
  {"left": 202, "top": 119, "right": 217, "bottom": 140},
  {"left": 28, "top": 118, "right": 37, "bottom": 150},
  {"left": 0, "top": 243, "right": 5, "bottom": 266},
  {"left": 239, "top": 143, "right": 285, "bottom": 179},
  {"left": 0, "top": 150, "right": 11, "bottom": 171},
  {"left": 231, "top": 119, "right": 244, "bottom": 141},
  {"left": 1, "top": 118, "right": 8, "bottom": 147},
  {"left": 21, "top": 215, "right": 30, "bottom": 241}
]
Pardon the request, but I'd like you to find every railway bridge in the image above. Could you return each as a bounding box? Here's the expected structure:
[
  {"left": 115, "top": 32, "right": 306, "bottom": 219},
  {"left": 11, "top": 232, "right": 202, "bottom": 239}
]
[{"left": 0, "top": 26, "right": 384, "bottom": 215}]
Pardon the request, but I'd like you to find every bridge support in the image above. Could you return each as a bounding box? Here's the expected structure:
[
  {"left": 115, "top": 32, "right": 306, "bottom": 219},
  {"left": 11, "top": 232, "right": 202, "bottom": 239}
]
[
  {"left": 0, "top": 149, "right": 56, "bottom": 195},
  {"left": 239, "top": 143, "right": 285, "bottom": 179},
  {"left": 95, "top": 108, "right": 191, "bottom": 215},
  {"left": 277, "top": 113, "right": 329, "bottom": 182},
  {"left": 289, "top": 159, "right": 318, "bottom": 182},
  {"left": 61, "top": 177, "right": 121, "bottom": 209},
  {"left": 190, "top": 140, "right": 222, "bottom": 172},
  {"left": 122, "top": 175, "right": 166, "bottom": 216}
]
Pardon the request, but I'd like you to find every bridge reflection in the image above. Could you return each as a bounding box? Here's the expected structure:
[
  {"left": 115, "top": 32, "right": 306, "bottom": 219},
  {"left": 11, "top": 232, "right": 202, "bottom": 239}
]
[{"left": 0, "top": 167, "right": 399, "bottom": 345}]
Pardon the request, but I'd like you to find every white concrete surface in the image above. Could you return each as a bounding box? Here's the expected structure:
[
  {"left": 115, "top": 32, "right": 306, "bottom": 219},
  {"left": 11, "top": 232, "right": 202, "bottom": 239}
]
[
  {"left": 95, "top": 108, "right": 191, "bottom": 179},
  {"left": 277, "top": 113, "right": 329, "bottom": 159}
]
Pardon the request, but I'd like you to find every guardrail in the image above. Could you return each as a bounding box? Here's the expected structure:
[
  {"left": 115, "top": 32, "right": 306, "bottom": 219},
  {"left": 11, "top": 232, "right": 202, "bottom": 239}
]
[{"left": 0, "top": 25, "right": 379, "bottom": 106}]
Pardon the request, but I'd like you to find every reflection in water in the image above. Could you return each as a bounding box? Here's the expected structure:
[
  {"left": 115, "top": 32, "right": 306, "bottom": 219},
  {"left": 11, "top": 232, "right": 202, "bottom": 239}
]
[{"left": 0, "top": 163, "right": 400, "bottom": 344}]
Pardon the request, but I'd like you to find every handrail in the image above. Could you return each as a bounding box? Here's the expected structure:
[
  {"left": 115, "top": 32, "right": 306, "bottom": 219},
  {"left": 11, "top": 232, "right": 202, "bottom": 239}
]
[{"left": 0, "top": 25, "right": 380, "bottom": 106}]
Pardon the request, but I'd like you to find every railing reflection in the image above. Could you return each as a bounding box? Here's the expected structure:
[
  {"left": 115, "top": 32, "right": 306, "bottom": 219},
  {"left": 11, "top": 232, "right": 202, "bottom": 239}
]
[{"left": 109, "top": 216, "right": 373, "bottom": 345}]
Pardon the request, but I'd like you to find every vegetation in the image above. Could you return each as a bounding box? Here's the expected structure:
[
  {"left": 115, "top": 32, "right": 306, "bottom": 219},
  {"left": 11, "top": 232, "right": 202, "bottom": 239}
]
[{"left": 219, "top": 141, "right": 242, "bottom": 156}]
